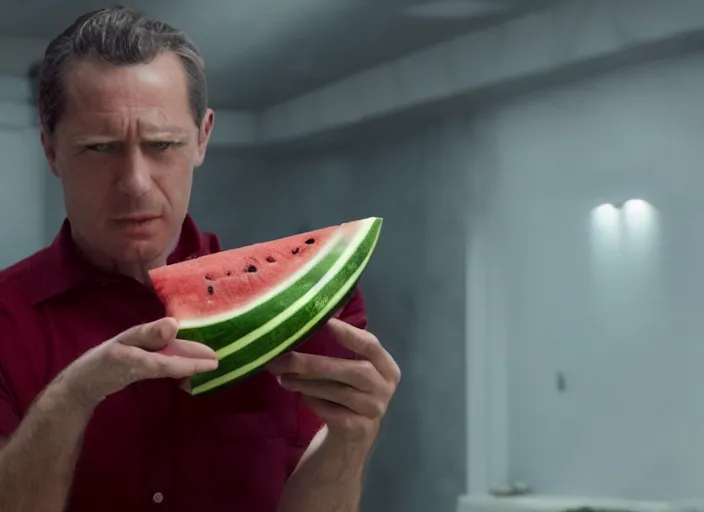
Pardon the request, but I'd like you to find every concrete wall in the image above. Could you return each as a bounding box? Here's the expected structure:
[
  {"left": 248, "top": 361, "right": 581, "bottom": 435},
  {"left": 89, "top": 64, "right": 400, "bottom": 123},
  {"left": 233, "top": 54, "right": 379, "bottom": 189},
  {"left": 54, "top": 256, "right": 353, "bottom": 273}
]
[
  {"left": 470, "top": 50, "right": 704, "bottom": 502},
  {"left": 0, "top": 74, "right": 49, "bottom": 267},
  {"left": 0, "top": 125, "right": 45, "bottom": 268}
]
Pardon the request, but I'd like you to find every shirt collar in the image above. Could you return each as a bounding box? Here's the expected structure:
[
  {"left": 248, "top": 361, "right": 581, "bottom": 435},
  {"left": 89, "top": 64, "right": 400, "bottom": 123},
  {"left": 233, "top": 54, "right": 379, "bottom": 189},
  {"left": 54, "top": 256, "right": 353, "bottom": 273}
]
[{"left": 29, "top": 214, "right": 221, "bottom": 306}]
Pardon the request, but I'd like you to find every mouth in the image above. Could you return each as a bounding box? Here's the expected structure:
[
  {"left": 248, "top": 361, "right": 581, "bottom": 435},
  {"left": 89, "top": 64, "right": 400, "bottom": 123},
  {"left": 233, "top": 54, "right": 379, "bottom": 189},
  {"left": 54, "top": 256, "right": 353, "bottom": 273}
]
[
  {"left": 113, "top": 215, "right": 162, "bottom": 236},
  {"left": 115, "top": 214, "right": 161, "bottom": 223}
]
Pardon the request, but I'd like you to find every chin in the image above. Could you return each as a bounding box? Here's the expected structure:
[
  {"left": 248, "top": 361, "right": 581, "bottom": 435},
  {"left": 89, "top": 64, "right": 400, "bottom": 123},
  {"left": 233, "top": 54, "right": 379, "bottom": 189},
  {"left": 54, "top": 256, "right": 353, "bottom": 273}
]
[
  {"left": 107, "top": 218, "right": 177, "bottom": 263},
  {"left": 114, "top": 238, "right": 170, "bottom": 265}
]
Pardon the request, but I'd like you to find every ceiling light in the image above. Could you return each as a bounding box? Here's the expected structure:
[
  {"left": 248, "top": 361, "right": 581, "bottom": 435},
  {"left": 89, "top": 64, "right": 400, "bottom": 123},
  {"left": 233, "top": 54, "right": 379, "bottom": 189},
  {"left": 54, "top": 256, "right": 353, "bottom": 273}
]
[{"left": 402, "top": 0, "right": 509, "bottom": 20}]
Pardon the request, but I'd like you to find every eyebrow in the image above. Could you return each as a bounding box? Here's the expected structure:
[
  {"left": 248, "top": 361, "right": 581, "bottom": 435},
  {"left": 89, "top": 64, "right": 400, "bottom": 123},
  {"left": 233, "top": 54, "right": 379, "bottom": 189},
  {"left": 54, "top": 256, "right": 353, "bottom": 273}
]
[
  {"left": 137, "top": 123, "right": 192, "bottom": 137},
  {"left": 140, "top": 129, "right": 191, "bottom": 140},
  {"left": 71, "top": 127, "right": 191, "bottom": 144}
]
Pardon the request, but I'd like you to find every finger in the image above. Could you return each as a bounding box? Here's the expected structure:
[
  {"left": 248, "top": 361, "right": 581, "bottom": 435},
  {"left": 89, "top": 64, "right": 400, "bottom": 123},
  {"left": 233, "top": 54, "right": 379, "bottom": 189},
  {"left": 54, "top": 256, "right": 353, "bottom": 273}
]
[
  {"left": 280, "top": 375, "right": 385, "bottom": 419},
  {"left": 326, "top": 319, "right": 401, "bottom": 384},
  {"left": 118, "top": 317, "right": 179, "bottom": 351},
  {"left": 303, "top": 395, "right": 353, "bottom": 418},
  {"left": 302, "top": 396, "right": 373, "bottom": 439},
  {"left": 146, "top": 352, "right": 219, "bottom": 380},
  {"left": 267, "top": 352, "right": 381, "bottom": 392},
  {"left": 154, "top": 338, "right": 217, "bottom": 360}
]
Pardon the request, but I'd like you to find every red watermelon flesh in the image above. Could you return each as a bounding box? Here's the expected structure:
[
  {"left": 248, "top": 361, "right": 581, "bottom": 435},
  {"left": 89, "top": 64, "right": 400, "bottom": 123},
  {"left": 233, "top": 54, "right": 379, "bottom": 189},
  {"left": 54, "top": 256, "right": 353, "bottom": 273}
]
[{"left": 150, "top": 221, "right": 356, "bottom": 322}]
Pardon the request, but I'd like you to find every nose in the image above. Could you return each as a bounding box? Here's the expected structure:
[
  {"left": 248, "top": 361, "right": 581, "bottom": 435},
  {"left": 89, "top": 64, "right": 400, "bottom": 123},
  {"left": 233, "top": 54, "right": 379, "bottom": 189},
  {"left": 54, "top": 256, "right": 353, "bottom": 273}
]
[{"left": 117, "top": 146, "right": 152, "bottom": 197}]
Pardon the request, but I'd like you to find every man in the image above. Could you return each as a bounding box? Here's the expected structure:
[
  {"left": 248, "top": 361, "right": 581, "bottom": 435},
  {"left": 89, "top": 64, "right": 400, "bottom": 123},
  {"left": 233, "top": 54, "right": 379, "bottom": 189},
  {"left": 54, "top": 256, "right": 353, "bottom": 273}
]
[{"left": 0, "top": 7, "right": 400, "bottom": 512}]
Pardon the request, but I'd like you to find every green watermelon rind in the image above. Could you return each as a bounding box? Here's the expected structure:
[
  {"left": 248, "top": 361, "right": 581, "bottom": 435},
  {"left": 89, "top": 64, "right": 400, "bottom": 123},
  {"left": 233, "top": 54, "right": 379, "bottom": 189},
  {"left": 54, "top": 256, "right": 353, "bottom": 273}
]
[
  {"left": 186, "top": 217, "right": 383, "bottom": 395},
  {"left": 176, "top": 234, "right": 347, "bottom": 354},
  {"left": 188, "top": 279, "right": 361, "bottom": 397}
]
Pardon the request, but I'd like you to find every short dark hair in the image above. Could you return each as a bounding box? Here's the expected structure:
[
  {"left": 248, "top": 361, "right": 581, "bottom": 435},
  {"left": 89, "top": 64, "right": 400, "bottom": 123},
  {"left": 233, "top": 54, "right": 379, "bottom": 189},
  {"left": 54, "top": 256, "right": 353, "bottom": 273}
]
[{"left": 37, "top": 6, "right": 207, "bottom": 134}]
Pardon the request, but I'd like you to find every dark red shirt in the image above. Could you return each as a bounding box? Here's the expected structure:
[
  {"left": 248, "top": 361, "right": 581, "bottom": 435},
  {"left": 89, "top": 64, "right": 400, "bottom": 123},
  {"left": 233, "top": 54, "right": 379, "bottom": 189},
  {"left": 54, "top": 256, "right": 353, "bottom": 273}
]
[{"left": 0, "top": 215, "right": 367, "bottom": 512}]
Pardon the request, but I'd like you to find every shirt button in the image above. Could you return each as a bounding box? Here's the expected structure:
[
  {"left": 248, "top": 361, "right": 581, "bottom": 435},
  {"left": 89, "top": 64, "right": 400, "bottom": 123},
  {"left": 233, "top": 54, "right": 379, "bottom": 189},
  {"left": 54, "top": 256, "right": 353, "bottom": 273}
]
[{"left": 152, "top": 492, "right": 164, "bottom": 504}]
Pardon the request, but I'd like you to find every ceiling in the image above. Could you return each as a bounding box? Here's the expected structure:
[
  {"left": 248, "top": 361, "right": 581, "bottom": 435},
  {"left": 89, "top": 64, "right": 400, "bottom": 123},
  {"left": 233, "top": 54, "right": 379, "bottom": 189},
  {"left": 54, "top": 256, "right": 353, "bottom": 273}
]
[{"left": 0, "top": 0, "right": 562, "bottom": 109}]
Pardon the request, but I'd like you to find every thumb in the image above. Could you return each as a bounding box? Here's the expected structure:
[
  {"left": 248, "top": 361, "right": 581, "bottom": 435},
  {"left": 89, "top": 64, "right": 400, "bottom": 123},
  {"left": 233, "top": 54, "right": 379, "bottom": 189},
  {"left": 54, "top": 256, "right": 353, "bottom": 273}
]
[{"left": 118, "top": 317, "right": 179, "bottom": 351}]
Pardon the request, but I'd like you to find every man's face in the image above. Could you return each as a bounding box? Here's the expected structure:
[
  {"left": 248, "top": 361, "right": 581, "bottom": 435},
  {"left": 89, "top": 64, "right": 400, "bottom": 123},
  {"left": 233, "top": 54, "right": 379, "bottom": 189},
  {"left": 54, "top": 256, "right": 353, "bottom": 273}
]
[{"left": 42, "top": 51, "right": 214, "bottom": 267}]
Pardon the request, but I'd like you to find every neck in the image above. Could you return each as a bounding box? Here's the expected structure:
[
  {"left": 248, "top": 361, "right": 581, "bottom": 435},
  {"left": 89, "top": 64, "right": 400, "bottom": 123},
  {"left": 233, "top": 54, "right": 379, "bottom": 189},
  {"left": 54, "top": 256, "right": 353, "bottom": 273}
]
[{"left": 70, "top": 229, "right": 180, "bottom": 285}]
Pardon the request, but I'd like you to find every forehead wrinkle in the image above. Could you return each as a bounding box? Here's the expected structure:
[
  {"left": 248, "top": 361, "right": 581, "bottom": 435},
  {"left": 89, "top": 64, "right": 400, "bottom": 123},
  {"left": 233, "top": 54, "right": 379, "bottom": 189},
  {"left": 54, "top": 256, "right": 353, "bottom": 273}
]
[
  {"left": 53, "top": 53, "right": 197, "bottom": 142},
  {"left": 62, "top": 108, "right": 191, "bottom": 141}
]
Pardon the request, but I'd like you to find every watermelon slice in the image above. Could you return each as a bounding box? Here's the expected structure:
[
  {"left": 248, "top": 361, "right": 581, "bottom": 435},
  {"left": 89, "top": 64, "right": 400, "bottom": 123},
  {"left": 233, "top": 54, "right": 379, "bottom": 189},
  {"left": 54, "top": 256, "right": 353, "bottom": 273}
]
[{"left": 148, "top": 217, "right": 383, "bottom": 395}]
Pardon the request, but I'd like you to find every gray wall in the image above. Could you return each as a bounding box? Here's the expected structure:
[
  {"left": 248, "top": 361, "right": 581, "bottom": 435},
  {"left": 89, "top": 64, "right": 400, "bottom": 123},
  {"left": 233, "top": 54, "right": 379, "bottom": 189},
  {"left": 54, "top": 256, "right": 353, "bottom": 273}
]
[
  {"left": 470, "top": 51, "right": 704, "bottom": 501},
  {"left": 0, "top": 126, "right": 45, "bottom": 267}
]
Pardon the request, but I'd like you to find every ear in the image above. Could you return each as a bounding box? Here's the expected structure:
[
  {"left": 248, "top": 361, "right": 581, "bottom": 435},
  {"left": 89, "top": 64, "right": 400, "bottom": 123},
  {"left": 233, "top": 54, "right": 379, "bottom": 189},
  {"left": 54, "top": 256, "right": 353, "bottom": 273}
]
[
  {"left": 40, "top": 128, "right": 59, "bottom": 177},
  {"left": 194, "top": 108, "right": 214, "bottom": 167}
]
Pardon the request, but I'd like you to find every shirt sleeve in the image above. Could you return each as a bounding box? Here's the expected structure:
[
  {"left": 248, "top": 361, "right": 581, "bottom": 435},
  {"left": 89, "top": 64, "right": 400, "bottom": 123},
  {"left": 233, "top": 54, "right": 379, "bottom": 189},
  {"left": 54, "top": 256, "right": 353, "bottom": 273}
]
[
  {"left": 0, "top": 306, "right": 21, "bottom": 439},
  {"left": 285, "top": 285, "right": 369, "bottom": 475}
]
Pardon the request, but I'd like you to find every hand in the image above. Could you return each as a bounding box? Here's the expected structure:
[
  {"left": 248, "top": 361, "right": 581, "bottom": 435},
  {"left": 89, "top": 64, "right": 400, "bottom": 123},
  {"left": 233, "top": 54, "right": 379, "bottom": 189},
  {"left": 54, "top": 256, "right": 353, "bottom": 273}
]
[
  {"left": 266, "top": 318, "right": 400, "bottom": 445},
  {"left": 57, "top": 317, "right": 219, "bottom": 409}
]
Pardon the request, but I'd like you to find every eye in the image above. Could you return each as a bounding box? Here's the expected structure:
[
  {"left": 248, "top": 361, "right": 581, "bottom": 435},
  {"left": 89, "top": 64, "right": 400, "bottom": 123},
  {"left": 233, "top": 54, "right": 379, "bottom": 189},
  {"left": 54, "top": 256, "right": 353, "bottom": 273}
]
[
  {"left": 149, "top": 141, "right": 177, "bottom": 150},
  {"left": 85, "top": 142, "right": 116, "bottom": 153}
]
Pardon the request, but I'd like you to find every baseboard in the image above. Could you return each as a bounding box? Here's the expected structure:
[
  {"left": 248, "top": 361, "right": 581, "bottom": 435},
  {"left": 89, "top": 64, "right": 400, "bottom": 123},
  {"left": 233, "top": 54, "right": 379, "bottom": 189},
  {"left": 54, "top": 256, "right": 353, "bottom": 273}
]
[{"left": 457, "top": 494, "right": 679, "bottom": 512}]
